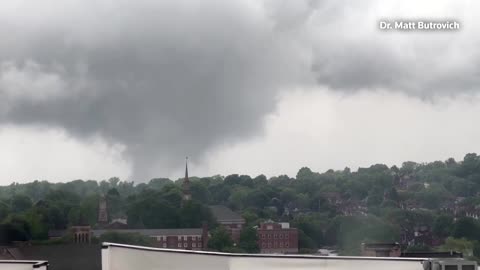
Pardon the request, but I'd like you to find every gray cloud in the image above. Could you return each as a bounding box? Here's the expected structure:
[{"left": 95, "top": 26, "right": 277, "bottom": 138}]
[
  {"left": 0, "top": 0, "right": 308, "bottom": 180},
  {"left": 1, "top": 0, "right": 479, "bottom": 180},
  {"left": 306, "top": 1, "right": 480, "bottom": 94}
]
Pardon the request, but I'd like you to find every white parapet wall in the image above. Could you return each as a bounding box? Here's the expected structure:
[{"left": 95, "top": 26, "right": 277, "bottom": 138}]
[
  {"left": 101, "top": 242, "right": 436, "bottom": 270},
  {"left": 0, "top": 260, "right": 48, "bottom": 270}
]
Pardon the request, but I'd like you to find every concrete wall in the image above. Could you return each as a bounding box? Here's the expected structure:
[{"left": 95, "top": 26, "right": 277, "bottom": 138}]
[{"left": 102, "top": 243, "right": 428, "bottom": 270}]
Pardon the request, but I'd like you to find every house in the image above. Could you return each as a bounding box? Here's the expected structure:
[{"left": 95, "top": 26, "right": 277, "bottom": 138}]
[
  {"left": 412, "top": 225, "right": 432, "bottom": 246},
  {"left": 105, "top": 218, "right": 129, "bottom": 229},
  {"left": 338, "top": 199, "right": 368, "bottom": 216},
  {"left": 209, "top": 205, "right": 245, "bottom": 243},
  {"left": 257, "top": 222, "right": 298, "bottom": 254}
]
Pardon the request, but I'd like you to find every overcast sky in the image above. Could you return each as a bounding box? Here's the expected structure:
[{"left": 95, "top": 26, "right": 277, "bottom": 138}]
[{"left": 1, "top": 0, "right": 479, "bottom": 183}]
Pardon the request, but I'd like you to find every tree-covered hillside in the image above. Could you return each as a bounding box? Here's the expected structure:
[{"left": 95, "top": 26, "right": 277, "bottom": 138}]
[{"left": 2, "top": 153, "right": 480, "bottom": 256}]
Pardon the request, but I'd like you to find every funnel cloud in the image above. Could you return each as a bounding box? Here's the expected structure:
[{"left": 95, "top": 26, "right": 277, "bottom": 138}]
[{"left": 1, "top": 0, "right": 479, "bottom": 181}]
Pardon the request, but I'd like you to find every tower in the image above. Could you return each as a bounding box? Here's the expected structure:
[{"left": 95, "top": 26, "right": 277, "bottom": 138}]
[
  {"left": 98, "top": 194, "right": 108, "bottom": 225},
  {"left": 182, "top": 157, "right": 192, "bottom": 201}
]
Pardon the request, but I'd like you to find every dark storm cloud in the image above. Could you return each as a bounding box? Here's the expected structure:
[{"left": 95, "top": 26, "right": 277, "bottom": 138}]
[
  {"left": 1, "top": 0, "right": 479, "bottom": 180},
  {"left": 0, "top": 0, "right": 308, "bottom": 180}
]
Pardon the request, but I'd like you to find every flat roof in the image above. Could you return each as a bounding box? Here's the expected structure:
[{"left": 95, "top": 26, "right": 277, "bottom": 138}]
[
  {"left": 101, "top": 242, "right": 429, "bottom": 261},
  {"left": 92, "top": 228, "right": 203, "bottom": 237}
]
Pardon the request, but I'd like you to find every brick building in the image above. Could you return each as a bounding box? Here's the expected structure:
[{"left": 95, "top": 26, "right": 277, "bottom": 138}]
[
  {"left": 257, "top": 222, "right": 298, "bottom": 254},
  {"left": 50, "top": 225, "right": 209, "bottom": 251},
  {"left": 72, "top": 226, "right": 92, "bottom": 244},
  {"left": 92, "top": 227, "right": 208, "bottom": 250},
  {"left": 209, "top": 205, "right": 245, "bottom": 243}
]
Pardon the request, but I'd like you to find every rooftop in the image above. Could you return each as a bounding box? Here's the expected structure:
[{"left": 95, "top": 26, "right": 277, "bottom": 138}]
[
  {"left": 209, "top": 205, "right": 245, "bottom": 223},
  {"left": 362, "top": 243, "right": 401, "bottom": 249},
  {"left": 91, "top": 228, "right": 203, "bottom": 237}
]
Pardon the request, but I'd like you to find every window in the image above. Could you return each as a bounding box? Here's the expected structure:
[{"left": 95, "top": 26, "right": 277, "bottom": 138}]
[
  {"left": 184, "top": 243, "right": 187, "bottom": 247},
  {"left": 198, "top": 243, "right": 202, "bottom": 247},
  {"left": 285, "top": 234, "right": 289, "bottom": 239},
  {"left": 268, "top": 234, "right": 271, "bottom": 239},
  {"left": 280, "top": 242, "right": 283, "bottom": 247},
  {"left": 262, "top": 234, "right": 265, "bottom": 239},
  {"left": 279, "top": 234, "right": 283, "bottom": 239},
  {"left": 178, "top": 243, "right": 182, "bottom": 248},
  {"left": 274, "top": 234, "right": 277, "bottom": 239},
  {"left": 163, "top": 243, "right": 167, "bottom": 248},
  {"left": 192, "top": 236, "right": 196, "bottom": 241},
  {"left": 285, "top": 243, "right": 289, "bottom": 248},
  {"left": 262, "top": 243, "right": 266, "bottom": 248},
  {"left": 178, "top": 236, "right": 181, "bottom": 240},
  {"left": 192, "top": 243, "right": 196, "bottom": 248}
]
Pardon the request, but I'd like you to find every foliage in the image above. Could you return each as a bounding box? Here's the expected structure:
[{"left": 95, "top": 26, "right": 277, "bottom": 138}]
[
  {"left": 2, "top": 153, "right": 480, "bottom": 255},
  {"left": 433, "top": 215, "right": 454, "bottom": 238},
  {"left": 238, "top": 227, "right": 259, "bottom": 253},
  {"left": 438, "top": 237, "right": 475, "bottom": 257},
  {"left": 453, "top": 217, "right": 480, "bottom": 241},
  {"left": 207, "top": 226, "right": 234, "bottom": 252}
]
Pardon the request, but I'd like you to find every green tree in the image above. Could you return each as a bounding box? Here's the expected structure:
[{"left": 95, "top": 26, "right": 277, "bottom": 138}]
[
  {"left": 179, "top": 201, "right": 215, "bottom": 228},
  {"left": 190, "top": 181, "right": 210, "bottom": 203},
  {"left": 296, "top": 167, "right": 315, "bottom": 181},
  {"left": 433, "top": 215, "right": 454, "bottom": 239},
  {"left": 208, "top": 226, "right": 234, "bottom": 252},
  {"left": 297, "top": 229, "right": 317, "bottom": 252},
  {"left": 24, "top": 209, "right": 48, "bottom": 240},
  {"left": 0, "top": 201, "right": 10, "bottom": 222},
  {"left": 438, "top": 237, "right": 474, "bottom": 257},
  {"left": 148, "top": 178, "right": 173, "bottom": 190},
  {"left": 453, "top": 217, "right": 480, "bottom": 241},
  {"left": 292, "top": 215, "right": 325, "bottom": 247},
  {"left": 2, "top": 214, "right": 32, "bottom": 241},
  {"left": 238, "top": 227, "right": 259, "bottom": 253},
  {"left": 11, "top": 194, "right": 33, "bottom": 212},
  {"left": 253, "top": 175, "right": 268, "bottom": 187}
]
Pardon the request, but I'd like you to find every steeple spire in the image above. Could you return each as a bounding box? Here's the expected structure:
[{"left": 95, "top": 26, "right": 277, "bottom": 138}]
[
  {"left": 98, "top": 194, "right": 108, "bottom": 226},
  {"left": 185, "top": 156, "right": 189, "bottom": 182},
  {"left": 182, "top": 157, "right": 192, "bottom": 201}
]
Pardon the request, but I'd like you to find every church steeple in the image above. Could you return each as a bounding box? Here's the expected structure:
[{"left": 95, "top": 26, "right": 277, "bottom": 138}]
[
  {"left": 98, "top": 194, "right": 108, "bottom": 226},
  {"left": 182, "top": 157, "right": 192, "bottom": 201}
]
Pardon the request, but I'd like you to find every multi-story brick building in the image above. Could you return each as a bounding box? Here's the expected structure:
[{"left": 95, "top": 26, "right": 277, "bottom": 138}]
[
  {"left": 92, "top": 226, "right": 208, "bottom": 250},
  {"left": 209, "top": 205, "right": 245, "bottom": 243},
  {"left": 257, "top": 222, "right": 298, "bottom": 254},
  {"left": 51, "top": 224, "right": 209, "bottom": 251}
]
